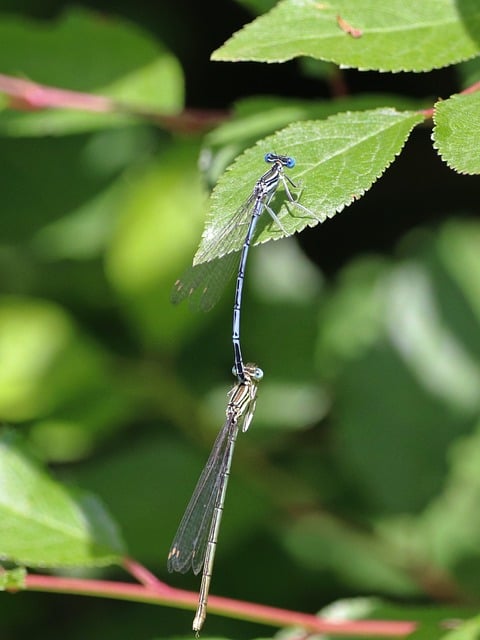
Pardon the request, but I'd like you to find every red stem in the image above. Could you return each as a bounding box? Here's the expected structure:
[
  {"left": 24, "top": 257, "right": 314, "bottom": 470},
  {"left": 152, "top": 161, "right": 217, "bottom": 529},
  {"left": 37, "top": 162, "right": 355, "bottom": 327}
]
[
  {"left": 459, "top": 79, "right": 480, "bottom": 96},
  {"left": 1, "top": 73, "right": 480, "bottom": 134},
  {"left": 418, "top": 79, "right": 480, "bottom": 119},
  {"left": 122, "top": 556, "right": 169, "bottom": 590},
  {"left": 22, "top": 570, "right": 416, "bottom": 637},
  {"left": 0, "top": 73, "right": 226, "bottom": 133}
]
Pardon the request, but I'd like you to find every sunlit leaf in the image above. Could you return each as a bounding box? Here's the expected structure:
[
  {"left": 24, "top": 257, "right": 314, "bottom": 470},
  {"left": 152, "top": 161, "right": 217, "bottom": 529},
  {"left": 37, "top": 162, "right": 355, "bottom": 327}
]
[
  {"left": 213, "top": 0, "right": 480, "bottom": 72},
  {"left": 106, "top": 140, "right": 207, "bottom": 348},
  {"left": 439, "top": 615, "right": 480, "bottom": 639},
  {"left": 0, "top": 431, "right": 125, "bottom": 567},
  {"left": 0, "top": 567, "right": 26, "bottom": 590},
  {"left": 0, "top": 296, "right": 133, "bottom": 461},
  {"left": 194, "top": 108, "right": 423, "bottom": 265},
  {"left": 433, "top": 92, "right": 480, "bottom": 174}
]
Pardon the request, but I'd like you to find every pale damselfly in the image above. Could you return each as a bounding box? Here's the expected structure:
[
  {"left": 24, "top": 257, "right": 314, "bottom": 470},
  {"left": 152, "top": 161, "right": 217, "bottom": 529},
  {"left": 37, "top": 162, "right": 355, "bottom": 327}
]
[{"left": 167, "top": 363, "right": 263, "bottom": 633}]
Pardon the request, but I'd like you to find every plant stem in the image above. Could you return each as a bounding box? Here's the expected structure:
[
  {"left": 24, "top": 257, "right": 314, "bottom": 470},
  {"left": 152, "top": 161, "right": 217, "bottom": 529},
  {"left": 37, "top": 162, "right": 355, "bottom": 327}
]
[{"left": 21, "top": 568, "right": 416, "bottom": 637}]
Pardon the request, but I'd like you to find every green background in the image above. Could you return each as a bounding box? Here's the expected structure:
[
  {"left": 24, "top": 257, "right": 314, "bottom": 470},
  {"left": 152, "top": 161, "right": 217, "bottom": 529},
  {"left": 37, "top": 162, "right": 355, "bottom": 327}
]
[{"left": 1, "top": 1, "right": 480, "bottom": 639}]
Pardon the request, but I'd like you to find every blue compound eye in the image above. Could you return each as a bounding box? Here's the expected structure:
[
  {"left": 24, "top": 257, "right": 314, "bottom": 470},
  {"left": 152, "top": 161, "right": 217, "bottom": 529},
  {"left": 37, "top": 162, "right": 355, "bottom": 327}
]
[
  {"left": 264, "top": 152, "right": 275, "bottom": 163},
  {"left": 253, "top": 367, "right": 264, "bottom": 381},
  {"left": 286, "top": 157, "right": 295, "bottom": 168}
]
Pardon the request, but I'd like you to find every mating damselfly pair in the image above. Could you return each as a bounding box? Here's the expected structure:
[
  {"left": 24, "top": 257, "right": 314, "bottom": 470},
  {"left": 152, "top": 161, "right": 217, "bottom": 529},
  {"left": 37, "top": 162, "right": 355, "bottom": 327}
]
[{"left": 168, "top": 152, "right": 318, "bottom": 633}]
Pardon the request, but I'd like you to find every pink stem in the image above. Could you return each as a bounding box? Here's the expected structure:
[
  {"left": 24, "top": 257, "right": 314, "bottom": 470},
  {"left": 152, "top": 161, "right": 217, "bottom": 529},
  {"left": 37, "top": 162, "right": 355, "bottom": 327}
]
[
  {"left": 0, "top": 73, "right": 113, "bottom": 111},
  {"left": 22, "top": 571, "right": 417, "bottom": 637},
  {"left": 122, "top": 556, "right": 169, "bottom": 590},
  {"left": 419, "top": 79, "right": 480, "bottom": 119},
  {"left": 0, "top": 73, "right": 226, "bottom": 133}
]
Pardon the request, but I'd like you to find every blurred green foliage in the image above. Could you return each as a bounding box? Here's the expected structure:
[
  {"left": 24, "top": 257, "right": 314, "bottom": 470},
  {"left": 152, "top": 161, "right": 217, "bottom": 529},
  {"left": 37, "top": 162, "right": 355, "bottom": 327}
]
[{"left": 1, "top": 2, "right": 480, "bottom": 640}]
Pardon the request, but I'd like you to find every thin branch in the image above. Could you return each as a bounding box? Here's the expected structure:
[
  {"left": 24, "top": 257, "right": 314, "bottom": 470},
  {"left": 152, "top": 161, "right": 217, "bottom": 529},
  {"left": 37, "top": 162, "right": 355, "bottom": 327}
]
[
  {"left": 122, "top": 556, "right": 170, "bottom": 590},
  {"left": 0, "top": 73, "right": 227, "bottom": 134},
  {"left": 459, "top": 79, "right": 480, "bottom": 96},
  {"left": 418, "top": 78, "right": 480, "bottom": 119},
  {"left": 2, "top": 73, "right": 480, "bottom": 135},
  {"left": 20, "top": 569, "right": 417, "bottom": 637}
]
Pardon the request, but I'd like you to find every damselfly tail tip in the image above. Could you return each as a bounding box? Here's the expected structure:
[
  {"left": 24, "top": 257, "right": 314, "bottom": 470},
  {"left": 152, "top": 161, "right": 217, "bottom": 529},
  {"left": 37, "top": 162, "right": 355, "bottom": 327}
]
[{"left": 193, "top": 614, "right": 204, "bottom": 636}]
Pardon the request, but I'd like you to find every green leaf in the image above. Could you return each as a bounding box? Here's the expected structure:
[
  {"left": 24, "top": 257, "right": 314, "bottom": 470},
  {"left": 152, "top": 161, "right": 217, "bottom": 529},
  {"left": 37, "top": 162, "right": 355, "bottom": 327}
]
[
  {"left": 438, "top": 219, "right": 480, "bottom": 327},
  {"left": 0, "top": 295, "right": 134, "bottom": 459},
  {"left": 212, "top": 0, "right": 480, "bottom": 72},
  {"left": 106, "top": 139, "right": 206, "bottom": 348},
  {"left": 0, "top": 127, "right": 155, "bottom": 242},
  {"left": 0, "top": 567, "right": 26, "bottom": 591},
  {"left": 0, "top": 8, "right": 183, "bottom": 136},
  {"left": 440, "top": 615, "right": 480, "bottom": 639},
  {"left": 0, "top": 430, "right": 125, "bottom": 567},
  {"left": 433, "top": 92, "right": 480, "bottom": 174},
  {"left": 282, "top": 513, "right": 417, "bottom": 594},
  {"left": 194, "top": 108, "right": 423, "bottom": 264},
  {"left": 206, "top": 93, "right": 421, "bottom": 148}
]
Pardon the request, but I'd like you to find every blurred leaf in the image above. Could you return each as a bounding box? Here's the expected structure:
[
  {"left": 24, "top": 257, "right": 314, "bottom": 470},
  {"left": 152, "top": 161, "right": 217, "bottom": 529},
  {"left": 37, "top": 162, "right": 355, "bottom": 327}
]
[
  {"left": 433, "top": 92, "right": 480, "bottom": 175},
  {"left": 439, "top": 615, "right": 480, "bottom": 639},
  {"left": 317, "top": 245, "right": 480, "bottom": 512},
  {"left": 0, "top": 296, "right": 132, "bottom": 458},
  {"left": 106, "top": 140, "right": 207, "bottom": 348},
  {"left": 0, "top": 296, "right": 79, "bottom": 420},
  {"left": 384, "top": 263, "right": 480, "bottom": 413},
  {"left": 0, "top": 430, "right": 125, "bottom": 567},
  {"left": 320, "top": 600, "right": 478, "bottom": 640},
  {"left": 0, "top": 127, "right": 154, "bottom": 243},
  {"left": 316, "top": 257, "right": 387, "bottom": 378},
  {"left": 0, "top": 8, "right": 184, "bottom": 136},
  {"left": 333, "top": 345, "right": 473, "bottom": 514},
  {"left": 314, "top": 597, "right": 419, "bottom": 640},
  {"left": 212, "top": 0, "right": 480, "bottom": 72},
  {"left": 0, "top": 567, "right": 26, "bottom": 590},
  {"left": 194, "top": 109, "right": 423, "bottom": 264},
  {"left": 388, "top": 421, "right": 480, "bottom": 596},
  {"left": 31, "top": 179, "right": 130, "bottom": 261},
  {"left": 282, "top": 513, "right": 417, "bottom": 595},
  {"left": 72, "top": 433, "right": 266, "bottom": 565},
  {"left": 437, "top": 219, "right": 480, "bottom": 331}
]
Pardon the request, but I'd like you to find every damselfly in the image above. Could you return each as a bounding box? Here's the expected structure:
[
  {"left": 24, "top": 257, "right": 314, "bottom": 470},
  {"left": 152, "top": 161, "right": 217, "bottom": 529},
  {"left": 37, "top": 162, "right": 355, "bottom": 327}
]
[
  {"left": 167, "top": 363, "right": 263, "bottom": 633},
  {"left": 172, "top": 152, "right": 318, "bottom": 382}
]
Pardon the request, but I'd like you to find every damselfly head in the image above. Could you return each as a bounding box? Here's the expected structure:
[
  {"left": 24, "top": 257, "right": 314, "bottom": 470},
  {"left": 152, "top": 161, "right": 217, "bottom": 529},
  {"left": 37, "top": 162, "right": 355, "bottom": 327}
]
[
  {"left": 264, "top": 152, "right": 295, "bottom": 169},
  {"left": 231, "top": 364, "right": 264, "bottom": 382}
]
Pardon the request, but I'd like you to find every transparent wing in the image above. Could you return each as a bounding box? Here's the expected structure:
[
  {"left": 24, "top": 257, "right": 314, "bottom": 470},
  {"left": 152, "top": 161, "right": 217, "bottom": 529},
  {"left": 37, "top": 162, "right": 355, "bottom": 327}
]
[
  {"left": 193, "top": 192, "right": 257, "bottom": 266},
  {"left": 167, "top": 415, "right": 239, "bottom": 575},
  {"left": 171, "top": 251, "right": 239, "bottom": 312}
]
